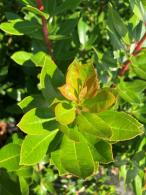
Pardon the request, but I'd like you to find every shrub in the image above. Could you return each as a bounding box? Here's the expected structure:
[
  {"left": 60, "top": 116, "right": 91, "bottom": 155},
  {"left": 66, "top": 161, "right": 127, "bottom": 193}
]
[{"left": 0, "top": 0, "right": 146, "bottom": 194}]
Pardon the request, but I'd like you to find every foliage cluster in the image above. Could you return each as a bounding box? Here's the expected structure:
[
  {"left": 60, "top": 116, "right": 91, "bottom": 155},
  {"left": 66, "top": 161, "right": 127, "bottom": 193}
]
[{"left": 0, "top": 0, "right": 146, "bottom": 194}]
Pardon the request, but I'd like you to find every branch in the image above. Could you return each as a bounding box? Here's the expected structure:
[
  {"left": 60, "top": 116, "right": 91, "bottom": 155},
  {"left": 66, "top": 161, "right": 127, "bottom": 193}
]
[
  {"left": 35, "top": 0, "right": 53, "bottom": 56},
  {"left": 119, "top": 32, "right": 146, "bottom": 76},
  {"left": 133, "top": 33, "right": 146, "bottom": 55}
]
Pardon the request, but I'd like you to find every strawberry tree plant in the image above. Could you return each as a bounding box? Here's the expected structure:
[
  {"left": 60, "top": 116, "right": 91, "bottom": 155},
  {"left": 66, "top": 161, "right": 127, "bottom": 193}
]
[
  {"left": 16, "top": 57, "right": 143, "bottom": 179},
  {"left": 0, "top": 0, "right": 146, "bottom": 194}
]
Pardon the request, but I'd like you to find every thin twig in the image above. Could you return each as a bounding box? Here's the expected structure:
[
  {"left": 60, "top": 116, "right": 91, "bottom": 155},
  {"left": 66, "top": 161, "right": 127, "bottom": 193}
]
[
  {"left": 119, "top": 32, "right": 146, "bottom": 76},
  {"left": 118, "top": 60, "right": 131, "bottom": 76},
  {"left": 35, "top": 0, "right": 53, "bottom": 56}
]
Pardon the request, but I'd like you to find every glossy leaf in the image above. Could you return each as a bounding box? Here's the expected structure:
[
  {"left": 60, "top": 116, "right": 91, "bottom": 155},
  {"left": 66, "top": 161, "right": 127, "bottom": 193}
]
[
  {"left": 16, "top": 166, "right": 33, "bottom": 178},
  {"left": 79, "top": 134, "right": 113, "bottom": 164},
  {"left": 92, "top": 141, "right": 113, "bottom": 164},
  {"left": 40, "top": 54, "right": 64, "bottom": 101},
  {"left": 129, "top": 0, "right": 144, "bottom": 20},
  {"left": 131, "top": 49, "right": 146, "bottom": 79},
  {"left": 134, "top": 175, "right": 143, "bottom": 195},
  {"left": 60, "top": 135, "right": 95, "bottom": 178},
  {"left": 82, "top": 132, "right": 100, "bottom": 145},
  {"left": 59, "top": 124, "right": 80, "bottom": 142},
  {"left": 31, "top": 51, "right": 47, "bottom": 67},
  {"left": 55, "top": 102, "right": 76, "bottom": 125},
  {"left": 98, "top": 111, "right": 144, "bottom": 141},
  {"left": 108, "top": 4, "right": 128, "bottom": 39},
  {"left": 20, "top": 130, "right": 58, "bottom": 165},
  {"left": 0, "top": 143, "right": 20, "bottom": 171},
  {"left": 19, "top": 177, "right": 29, "bottom": 195},
  {"left": 17, "top": 108, "right": 57, "bottom": 135},
  {"left": 14, "top": 20, "right": 43, "bottom": 40},
  {"left": 21, "top": 0, "right": 36, "bottom": 6},
  {"left": 11, "top": 51, "right": 32, "bottom": 65},
  {"left": 0, "top": 21, "right": 23, "bottom": 35},
  {"left": 117, "top": 80, "right": 146, "bottom": 104},
  {"left": 22, "top": 5, "right": 49, "bottom": 19},
  {"left": 77, "top": 112, "right": 112, "bottom": 139},
  {"left": 1, "top": 19, "right": 43, "bottom": 39},
  {"left": 78, "top": 18, "right": 89, "bottom": 47},
  {"left": 18, "top": 95, "right": 49, "bottom": 113},
  {"left": 51, "top": 150, "right": 67, "bottom": 175}
]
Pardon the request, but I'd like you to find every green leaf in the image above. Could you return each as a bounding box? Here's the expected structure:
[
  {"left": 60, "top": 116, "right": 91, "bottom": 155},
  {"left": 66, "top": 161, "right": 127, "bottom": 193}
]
[
  {"left": 142, "top": 0, "right": 146, "bottom": 9},
  {"left": 134, "top": 175, "right": 143, "bottom": 195},
  {"left": 11, "top": 51, "right": 32, "bottom": 65},
  {"left": 0, "top": 144, "right": 20, "bottom": 171},
  {"left": 0, "top": 21, "right": 23, "bottom": 35},
  {"left": 49, "top": 34, "right": 70, "bottom": 40},
  {"left": 51, "top": 150, "right": 67, "bottom": 175},
  {"left": 91, "top": 141, "right": 113, "bottom": 164},
  {"left": 117, "top": 80, "right": 146, "bottom": 104},
  {"left": 126, "top": 167, "right": 138, "bottom": 183},
  {"left": 14, "top": 20, "right": 43, "bottom": 40},
  {"left": 31, "top": 52, "right": 47, "bottom": 67},
  {"left": 56, "top": 0, "right": 81, "bottom": 14},
  {"left": 130, "top": 0, "right": 145, "bottom": 21},
  {"left": 108, "top": 28, "right": 124, "bottom": 50},
  {"left": 0, "top": 65, "right": 8, "bottom": 77},
  {"left": 60, "top": 135, "right": 95, "bottom": 178},
  {"left": 131, "top": 49, "right": 146, "bottom": 79},
  {"left": 98, "top": 111, "right": 144, "bottom": 141},
  {"left": 133, "top": 105, "right": 146, "bottom": 123},
  {"left": 55, "top": 102, "right": 76, "bottom": 125},
  {"left": 22, "top": 5, "right": 49, "bottom": 19},
  {"left": 0, "top": 19, "right": 43, "bottom": 40},
  {"left": 20, "top": 130, "right": 58, "bottom": 165},
  {"left": 20, "top": 0, "right": 36, "bottom": 6},
  {"left": 59, "top": 124, "right": 80, "bottom": 142},
  {"left": 40, "top": 54, "right": 64, "bottom": 101},
  {"left": 79, "top": 134, "right": 113, "bottom": 164},
  {"left": 78, "top": 18, "right": 89, "bottom": 47},
  {"left": 17, "top": 108, "right": 57, "bottom": 135},
  {"left": 108, "top": 4, "right": 128, "bottom": 39},
  {"left": 12, "top": 133, "right": 23, "bottom": 146},
  {"left": 16, "top": 166, "right": 33, "bottom": 178},
  {"left": 77, "top": 112, "right": 112, "bottom": 139},
  {"left": 19, "top": 177, "right": 29, "bottom": 195},
  {"left": 82, "top": 132, "right": 100, "bottom": 145},
  {"left": 0, "top": 170, "right": 21, "bottom": 195},
  {"left": 18, "top": 95, "right": 49, "bottom": 113},
  {"left": 83, "top": 88, "right": 116, "bottom": 112}
]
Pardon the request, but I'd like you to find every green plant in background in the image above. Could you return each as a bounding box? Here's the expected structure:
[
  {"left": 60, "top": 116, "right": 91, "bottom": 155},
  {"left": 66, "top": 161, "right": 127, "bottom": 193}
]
[{"left": 0, "top": 0, "right": 146, "bottom": 194}]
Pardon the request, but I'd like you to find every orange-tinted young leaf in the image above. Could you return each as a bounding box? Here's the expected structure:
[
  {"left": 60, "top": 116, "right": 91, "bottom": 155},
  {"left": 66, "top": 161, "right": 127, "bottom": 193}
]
[
  {"left": 58, "top": 59, "right": 99, "bottom": 103},
  {"left": 82, "top": 71, "right": 99, "bottom": 99},
  {"left": 58, "top": 84, "right": 77, "bottom": 101}
]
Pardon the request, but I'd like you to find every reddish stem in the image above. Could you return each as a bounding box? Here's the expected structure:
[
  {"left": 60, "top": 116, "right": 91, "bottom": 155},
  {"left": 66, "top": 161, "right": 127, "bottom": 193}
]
[
  {"left": 35, "top": 0, "right": 52, "bottom": 55},
  {"left": 118, "top": 60, "right": 131, "bottom": 76},
  {"left": 36, "top": 0, "right": 44, "bottom": 11},
  {"left": 133, "top": 33, "right": 146, "bottom": 55},
  {"left": 119, "top": 32, "right": 146, "bottom": 76}
]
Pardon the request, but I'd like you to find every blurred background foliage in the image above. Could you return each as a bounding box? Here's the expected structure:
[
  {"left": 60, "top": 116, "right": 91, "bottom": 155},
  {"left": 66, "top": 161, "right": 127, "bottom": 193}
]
[{"left": 0, "top": 0, "right": 146, "bottom": 194}]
